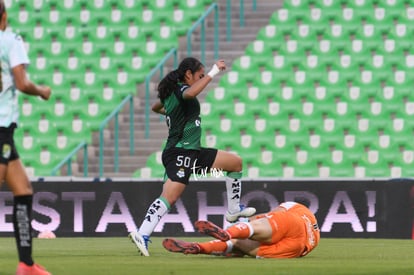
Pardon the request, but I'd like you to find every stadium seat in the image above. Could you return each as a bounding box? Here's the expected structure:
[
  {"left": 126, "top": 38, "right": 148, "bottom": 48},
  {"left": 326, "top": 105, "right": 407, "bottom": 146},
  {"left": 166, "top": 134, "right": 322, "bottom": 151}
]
[
  {"left": 206, "top": 86, "right": 235, "bottom": 103},
  {"left": 179, "top": 0, "right": 211, "bottom": 21},
  {"left": 324, "top": 158, "right": 356, "bottom": 178},
  {"left": 231, "top": 56, "right": 260, "bottom": 82},
  {"left": 256, "top": 24, "right": 285, "bottom": 50},
  {"left": 150, "top": 26, "right": 179, "bottom": 53},
  {"left": 244, "top": 40, "right": 274, "bottom": 67},
  {"left": 133, "top": 167, "right": 154, "bottom": 179},
  {"left": 237, "top": 86, "right": 270, "bottom": 116},
  {"left": 217, "top": 71, "right": 249, "bottom": 95}
]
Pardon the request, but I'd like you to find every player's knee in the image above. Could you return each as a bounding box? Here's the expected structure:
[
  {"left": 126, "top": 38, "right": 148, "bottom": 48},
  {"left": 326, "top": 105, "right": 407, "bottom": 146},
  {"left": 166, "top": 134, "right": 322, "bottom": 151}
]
[{"left": 231, "top": 155, "right": 243, "bottom": 172}]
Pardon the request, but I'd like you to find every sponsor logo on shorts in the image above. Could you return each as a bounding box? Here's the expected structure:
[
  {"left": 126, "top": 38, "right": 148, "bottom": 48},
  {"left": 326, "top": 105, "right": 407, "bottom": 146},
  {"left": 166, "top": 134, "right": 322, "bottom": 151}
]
[
  {"left": 176, "top": 168, "right": 185, "bottom": 178},
  {"left": 2, "top": 144, "right": 11, "bottom": 159}
]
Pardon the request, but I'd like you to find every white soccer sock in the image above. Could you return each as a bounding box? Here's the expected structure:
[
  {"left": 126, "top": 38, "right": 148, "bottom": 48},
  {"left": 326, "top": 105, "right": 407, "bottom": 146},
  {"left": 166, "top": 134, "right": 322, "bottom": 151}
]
[
  {"left": 138, "top": 197, "right": 170, "bottom": 236},
  {"left": 224, "top": 240, "right": 234, "bottom": 254},
  {"left": 225, "top": 171, "right": 242, "bottom": 214}
]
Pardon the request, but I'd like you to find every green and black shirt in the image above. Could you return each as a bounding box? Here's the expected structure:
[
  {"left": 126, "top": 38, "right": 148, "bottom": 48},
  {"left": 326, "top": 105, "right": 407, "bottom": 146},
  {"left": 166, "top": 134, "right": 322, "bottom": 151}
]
[{"left": 162, "top": 84, "right": 202, "bottom": 150}]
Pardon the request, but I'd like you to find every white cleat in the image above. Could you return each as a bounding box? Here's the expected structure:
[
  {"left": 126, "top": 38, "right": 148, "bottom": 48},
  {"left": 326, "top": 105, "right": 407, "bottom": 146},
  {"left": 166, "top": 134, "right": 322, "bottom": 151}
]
[
  {"left": 225, "top": 205, "right": 256, "bottom": 223},
  {"left": 129, "top": 231, "right": 150, "bottom": 256}
]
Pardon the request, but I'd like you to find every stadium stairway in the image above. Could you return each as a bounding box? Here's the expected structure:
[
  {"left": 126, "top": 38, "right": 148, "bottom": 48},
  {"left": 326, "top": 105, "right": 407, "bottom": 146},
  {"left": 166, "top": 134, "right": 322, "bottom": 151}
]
[{"left": 79, "top": 0, "right": 283, "bottom": 178}]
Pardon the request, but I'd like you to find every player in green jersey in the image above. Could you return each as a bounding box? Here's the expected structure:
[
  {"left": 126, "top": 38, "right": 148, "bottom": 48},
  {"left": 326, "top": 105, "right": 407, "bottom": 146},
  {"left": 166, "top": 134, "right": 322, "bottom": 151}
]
[{"left": 129, "top": 57, "right": 256, "bottom": 256}]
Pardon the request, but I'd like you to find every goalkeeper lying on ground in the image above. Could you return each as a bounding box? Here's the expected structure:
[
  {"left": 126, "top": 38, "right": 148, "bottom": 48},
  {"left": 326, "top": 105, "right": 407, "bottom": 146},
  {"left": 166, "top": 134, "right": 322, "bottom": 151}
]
[{"left": 163, "top": 201, "right": 320, "bottom": 258}]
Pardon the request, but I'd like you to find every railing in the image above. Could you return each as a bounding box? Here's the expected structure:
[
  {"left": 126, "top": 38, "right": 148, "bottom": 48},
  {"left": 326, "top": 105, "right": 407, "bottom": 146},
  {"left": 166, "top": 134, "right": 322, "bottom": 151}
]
[
  {"left": 187, "top": 3, "right": 219, "bottom": 65},
  {"left": 144, "top": 47, "right": 178, "bottom": 138},
  {"left": 51, "top": 141, "right": 88, "bottom": 176},
  {"left": 226, "top": 0, "right": 257, "bottom": 41},
  {"left": 51, "top": 94, "right": 134, "bottom": 177},
  {"left": 98, "top": 94, "right": 134, "bottom": 177}
]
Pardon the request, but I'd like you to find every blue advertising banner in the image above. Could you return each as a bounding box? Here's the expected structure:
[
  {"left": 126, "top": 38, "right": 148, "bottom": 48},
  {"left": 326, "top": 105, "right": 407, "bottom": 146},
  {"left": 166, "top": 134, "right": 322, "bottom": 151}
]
[{"left": 0, "top": 179, "right": 412, "bottom": 238}]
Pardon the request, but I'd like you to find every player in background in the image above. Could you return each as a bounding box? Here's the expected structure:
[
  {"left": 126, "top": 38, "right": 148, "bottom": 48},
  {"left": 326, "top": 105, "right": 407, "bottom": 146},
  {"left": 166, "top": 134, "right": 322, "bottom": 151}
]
[
  {"left": 129, "top": 57, "right": 256, "bottom": 256},
  {"left": 0, "top": 1, "right": 52, "bottom": 274},
  {"left": 163, "top": 202, "right": 320, "bottom": 258}
]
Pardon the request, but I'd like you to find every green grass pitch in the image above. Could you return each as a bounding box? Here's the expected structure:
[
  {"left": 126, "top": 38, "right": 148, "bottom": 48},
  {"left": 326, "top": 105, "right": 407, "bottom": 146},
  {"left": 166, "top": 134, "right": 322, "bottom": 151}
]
[{"left": 1, "top": 237, "right": 413, "bottom": 275}]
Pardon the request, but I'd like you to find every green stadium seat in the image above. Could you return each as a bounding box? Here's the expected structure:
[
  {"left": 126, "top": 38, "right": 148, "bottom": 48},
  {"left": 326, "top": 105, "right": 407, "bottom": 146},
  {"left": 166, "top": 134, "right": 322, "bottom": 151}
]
[
  {"left": 237, "top": 86, "right": 269, "bottom": 116},
  {"left": 134, "top": 166, "right": 165, "bottom": 179},
  {"left": 244, "top": 40, "right": 274, "bottom": 67},
  {"left": 164, "top": 8, "right": 193, "bottom": 36},
  {"left": 15, "top": 128, "right": 35, "bottom": 152},
  {"left": 206, "top": 86, "right": 236, "bottom": 103},
  {"left": 256, "top": 161, "right": 286, "bottom": 178},
  {"left": 283, "top": 0, "right": 309, "bottom": 10},
  {"left": 270, "top": 8, "right": 296, "bottom": 26},
  {"left": 53, "top": 112, "right": 92, "bottom": 142},
  {"left": 358, "top": 157, "right": 392, "bottom": 178},
  {"left": 300, "top": 7, "right": 330, "bottom": 34},
  {"left": 137, "top": 151, "right": 165, "bottom": 178},
  {"left": 252, "top": 71, "right": 282, "bottom": 95},
  {"left": 231, "top": 56, "right": 260, "bottom": 82},
  {"left": 202, "top": 86, "right": 236, "bottom": 117},
  {"left": 150, "top": 26, "right": 179, "bottom": 53},
  {"left": 324, "top": 159, "right": 356, "bottom": 178},
  {"left": 178, "top": 0, "right": 211, "bottom": 21},
  {"left": 255, "top": 24, "right": 284, "bottom": 50},
  {"left": 292, "top": 161, "right": 320, "bottom": 178},
  {"left": 145, "top": 151, "right": 163, "bottom": 168},
  {"left": 218, "top": 71, "right": 249, "bottom": 94},
  {"left": 391, "top": 162, "right": 414, "bottom": 178},
  {"left": 218, "top": 112, "right": 252, "bottom": 134},
  {"left": 146, "top": 0, "right": 174, "bottom": 20},
  {"left": 134, "top": 8, "right": 162, "bottom": 34}
]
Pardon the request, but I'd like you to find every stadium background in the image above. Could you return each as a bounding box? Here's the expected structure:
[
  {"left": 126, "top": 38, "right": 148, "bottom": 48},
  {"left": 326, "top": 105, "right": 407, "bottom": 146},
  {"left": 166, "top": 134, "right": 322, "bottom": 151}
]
[{"left": 1, "top": 0, "right": 413, "bottom": 239}]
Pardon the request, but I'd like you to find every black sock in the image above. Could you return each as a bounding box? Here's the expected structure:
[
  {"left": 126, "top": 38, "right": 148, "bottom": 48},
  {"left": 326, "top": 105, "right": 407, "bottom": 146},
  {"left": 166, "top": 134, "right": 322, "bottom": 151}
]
[{"left": 13, "top": 195, "right": 34, "bottom": 266}]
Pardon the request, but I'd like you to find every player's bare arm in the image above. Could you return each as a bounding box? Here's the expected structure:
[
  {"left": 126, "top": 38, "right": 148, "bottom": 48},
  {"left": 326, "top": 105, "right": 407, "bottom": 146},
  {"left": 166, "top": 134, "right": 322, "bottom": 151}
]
[
  {"left": 152, "top": 101, "right": 166, "bottom": 115},
  {"left": 12, "top": 64, "right": 51, "bottom": 100},
  {"left": 183, "top": 60, "right": 226, "bottom": 99}
]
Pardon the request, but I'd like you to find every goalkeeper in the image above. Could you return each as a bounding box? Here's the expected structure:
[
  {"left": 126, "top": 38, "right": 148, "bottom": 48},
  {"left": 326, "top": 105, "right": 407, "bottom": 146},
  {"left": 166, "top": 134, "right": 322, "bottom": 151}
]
[{"left": 163, "top": 202, "right": 320, "bottom": 258}]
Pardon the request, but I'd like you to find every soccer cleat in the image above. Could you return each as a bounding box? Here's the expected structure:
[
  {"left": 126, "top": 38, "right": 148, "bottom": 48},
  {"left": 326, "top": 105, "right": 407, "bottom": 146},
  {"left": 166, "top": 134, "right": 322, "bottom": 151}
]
[
  {"left": 225, "top": 205, "right": 256, "bottom": 222},
  {"left": 16, "top": 262, "right": 52, "bottom": 275},
  {"left": 129, "top": 231, "right": 150, "bottom": 257},
  {"left": 194, "top": 220, "right": 231, "bottom": 241},
  {"left": 162, "top": 238, "right": 201, "bottom": 254}
]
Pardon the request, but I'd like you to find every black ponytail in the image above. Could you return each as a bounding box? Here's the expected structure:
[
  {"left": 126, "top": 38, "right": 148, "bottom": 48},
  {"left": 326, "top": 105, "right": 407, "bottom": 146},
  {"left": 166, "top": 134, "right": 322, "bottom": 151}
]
[{"left": 157, "top": 57, "right": 204, "bottom": 101}]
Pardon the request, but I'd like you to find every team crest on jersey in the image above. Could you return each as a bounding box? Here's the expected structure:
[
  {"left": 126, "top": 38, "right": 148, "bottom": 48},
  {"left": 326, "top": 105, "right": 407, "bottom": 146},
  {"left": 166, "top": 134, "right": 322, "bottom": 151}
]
[
  {"left": 176, "top": 168, "right": 185, "bottom": 178},
  {"left": 2, "top": 144, "right": 11, "bottom": 159}
]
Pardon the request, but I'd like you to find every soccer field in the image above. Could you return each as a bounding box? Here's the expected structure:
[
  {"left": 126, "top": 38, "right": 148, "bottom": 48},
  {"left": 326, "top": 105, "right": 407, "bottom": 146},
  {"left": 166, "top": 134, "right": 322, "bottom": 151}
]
[{"left": 0, "top": 237, "right": 413, "bottom": 275}]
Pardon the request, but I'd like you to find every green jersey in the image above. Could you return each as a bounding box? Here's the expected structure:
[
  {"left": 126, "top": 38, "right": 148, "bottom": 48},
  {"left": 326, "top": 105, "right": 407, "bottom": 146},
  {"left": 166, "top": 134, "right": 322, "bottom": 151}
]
[{"left": 162, "top": 84, "right": 202, "bottom": 150}]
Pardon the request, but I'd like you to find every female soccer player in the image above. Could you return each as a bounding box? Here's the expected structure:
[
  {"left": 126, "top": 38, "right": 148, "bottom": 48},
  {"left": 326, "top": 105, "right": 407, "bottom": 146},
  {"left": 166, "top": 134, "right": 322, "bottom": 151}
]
[
  {"left": 0, "top": 1, "right": 52, "bottom": 274},
  {"left": 129, "top": 57, "right": 255, "bottom": 256},
  {"left": 163, "top": 202, "right": 320, "bottom": 258}
]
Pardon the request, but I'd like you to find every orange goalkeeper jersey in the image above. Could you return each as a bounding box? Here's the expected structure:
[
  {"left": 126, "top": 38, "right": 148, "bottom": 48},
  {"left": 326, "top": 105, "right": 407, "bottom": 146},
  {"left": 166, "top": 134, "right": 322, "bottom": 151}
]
[{"left": 256, "top": 202, "right": 320, "bottom": 258}]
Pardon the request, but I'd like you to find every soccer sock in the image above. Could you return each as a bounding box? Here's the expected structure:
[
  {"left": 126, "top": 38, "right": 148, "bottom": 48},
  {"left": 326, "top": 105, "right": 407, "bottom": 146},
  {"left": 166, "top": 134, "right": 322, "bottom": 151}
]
[
  {"left": 225, "top": 171, "right": 242, "bottom": 214},
  {"left": 198, "top": 240, "right": 228, "bottom": 255},
  {"left": 226, "top": 222, "right": 254, "bottom": 239},
  {"left": 13, "top": 195, "right": 34, "bottom": 266},
  {"left": 138, "top": 196, "right": 170, "bottom": 236}
]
